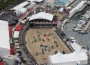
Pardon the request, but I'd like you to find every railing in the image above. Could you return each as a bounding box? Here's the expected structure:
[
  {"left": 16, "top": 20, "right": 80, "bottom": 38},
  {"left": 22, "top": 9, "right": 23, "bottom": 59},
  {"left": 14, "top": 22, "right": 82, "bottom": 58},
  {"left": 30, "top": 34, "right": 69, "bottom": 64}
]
[
  {"left": 19, "top": 22, "right": 38, "bottom": 65},
  {"left": 55, "top": 28, "right": 73, "bottom": 52}
]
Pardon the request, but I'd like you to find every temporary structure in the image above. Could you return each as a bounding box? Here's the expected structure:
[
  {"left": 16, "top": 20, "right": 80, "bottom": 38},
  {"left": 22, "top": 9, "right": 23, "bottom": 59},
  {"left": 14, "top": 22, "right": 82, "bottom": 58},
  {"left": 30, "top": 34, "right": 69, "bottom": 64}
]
[
  {"left": 0, "top": 20, "right": 10, "bottom": 57},
  {"left": 11, "top": 1, "right": 29, "bottom": 10},
  {"left": 28, "top": 0, "right": 43, "bottom": 2},
  {"left": 11, "top": 1, "right": 35, "bottom": 16},
  {"left": 13, "top": 31, "right": 19, "bottom": 39},
  {"left": 48, "top": 51, "right": 88, "bottom": 65},
  {"left": 29, "top": 12, "right": 54, "bottom": 21},
  {"left": 69, "top": 1, "right": 87, "bottom": 18}
]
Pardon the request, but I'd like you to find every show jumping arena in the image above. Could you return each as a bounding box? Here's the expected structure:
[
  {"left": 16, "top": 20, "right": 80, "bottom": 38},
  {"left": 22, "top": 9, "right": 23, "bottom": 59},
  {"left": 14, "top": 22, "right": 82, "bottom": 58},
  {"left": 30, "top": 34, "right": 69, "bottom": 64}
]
[{"left": 25, "top": 28, "right": 71, "bottom": 64}]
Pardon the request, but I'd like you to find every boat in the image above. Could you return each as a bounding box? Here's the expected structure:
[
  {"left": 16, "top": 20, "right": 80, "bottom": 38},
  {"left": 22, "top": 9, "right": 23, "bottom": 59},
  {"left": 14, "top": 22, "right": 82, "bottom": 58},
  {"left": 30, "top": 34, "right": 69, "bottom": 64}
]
[
  {"left": 78, "top": 30, "right": 87, "bottom": 34},
  {"left": 73, "top": 27, "right": 82, "bottom": 31}
]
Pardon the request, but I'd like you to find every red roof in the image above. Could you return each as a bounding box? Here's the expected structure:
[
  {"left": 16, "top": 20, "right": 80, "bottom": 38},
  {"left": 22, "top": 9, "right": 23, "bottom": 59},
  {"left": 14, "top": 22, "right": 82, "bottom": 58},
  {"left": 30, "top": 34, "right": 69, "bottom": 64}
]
[
  {"left": 15, "top": 24, "right": 22, "bottom": 31},
  {"left": 9, "top": 26, "right": 13, "bottom": 38},
  {"left": 0, "top": 62, "right": 3, "bottom": 65},
  {"left": 10, "top": 44, "right": 15, "bottom": 55}
]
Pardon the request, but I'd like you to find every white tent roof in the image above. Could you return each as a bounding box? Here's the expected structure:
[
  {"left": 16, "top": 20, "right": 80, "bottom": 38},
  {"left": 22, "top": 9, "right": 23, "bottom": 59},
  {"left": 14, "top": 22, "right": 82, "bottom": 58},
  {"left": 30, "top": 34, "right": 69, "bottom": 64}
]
[
  {"left": 13, "top": 31, "right": 19, "bottom": 38},
  {"left": 49, "top": 51, "right": 88, "bottom": 64},
  {"left": 70, "top": 43, "right": 88, "bottom": 52},
  {"left": 0, "top": 20, "right": 10, "bottom": 49},
  {"left": 28, "top": 0, "right": 43, "bottom": 2},
  {"left": 11, "top": 1, "right": 29, "bottom": 10},
  {"left": 19, "top": 8, "right": 27, "bottom": 13},
  {"left": 29, "top": 12, "right": 54, "bottom": 21},
  {"left": 70, "top": 1, "right": 86, "bottom": 14},
  {"left": 75, "top": 1, "right": 86, "bottom": 10},
  {"left": 15, "top": 8, "right": 27, "bottom": 14}
]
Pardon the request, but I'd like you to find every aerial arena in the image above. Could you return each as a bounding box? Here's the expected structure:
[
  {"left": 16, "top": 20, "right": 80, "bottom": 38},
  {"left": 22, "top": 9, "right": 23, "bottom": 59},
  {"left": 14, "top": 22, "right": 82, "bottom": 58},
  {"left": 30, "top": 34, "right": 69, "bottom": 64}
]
[
  {"left": 25, "top": 28, "right": 71, "bottom": 64},
  {"left": 23, "top": 12, "right": 71, "bottom": 64}
]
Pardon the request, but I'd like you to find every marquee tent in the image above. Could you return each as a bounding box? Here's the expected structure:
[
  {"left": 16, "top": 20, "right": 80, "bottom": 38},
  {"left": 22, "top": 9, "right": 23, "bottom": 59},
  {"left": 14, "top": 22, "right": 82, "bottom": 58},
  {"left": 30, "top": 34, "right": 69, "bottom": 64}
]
[
  {"left": 13, "top": 31, "right": 19, "bottom": 39},
  {"left": 48, "top": 51, "right": 88, "bottom": 65},
  {"left": 70, "top": 43, "right": 88, "bottom": 52},
  {"left": 0, "top": 20, "right": 10, "bottom": 57},
  {"left": 28, "top": 0, "right": 43, "bottom": 2},
  {"left": 11, "top": 1, "right": 29, "bottom": 10},
  {"left": 11, "top": 1, "right": 35, "bottom": 16}
]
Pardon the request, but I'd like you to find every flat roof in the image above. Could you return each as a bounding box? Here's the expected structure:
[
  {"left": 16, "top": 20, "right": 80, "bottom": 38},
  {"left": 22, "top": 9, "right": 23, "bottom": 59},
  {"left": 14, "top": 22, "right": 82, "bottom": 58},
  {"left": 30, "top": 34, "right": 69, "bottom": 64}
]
[
  {"left": 0, "top": 20, "right": 10, "bottom": 50},
  {"left": 70, "top": 1, "right": 86, "bottom": 14},
  {"left": 13, "top": 31, "right": 19, "bottom": 38},
  {"left": 11, "top": 1, "right": 29, "bottom": 10}
]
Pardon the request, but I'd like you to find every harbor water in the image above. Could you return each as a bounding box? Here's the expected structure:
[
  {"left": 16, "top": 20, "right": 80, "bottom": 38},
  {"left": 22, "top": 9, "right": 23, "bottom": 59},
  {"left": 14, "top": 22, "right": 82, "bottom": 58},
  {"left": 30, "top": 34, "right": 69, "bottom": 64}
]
[{"left": 63, "top": 5, "right": 90, "bottom": 51}]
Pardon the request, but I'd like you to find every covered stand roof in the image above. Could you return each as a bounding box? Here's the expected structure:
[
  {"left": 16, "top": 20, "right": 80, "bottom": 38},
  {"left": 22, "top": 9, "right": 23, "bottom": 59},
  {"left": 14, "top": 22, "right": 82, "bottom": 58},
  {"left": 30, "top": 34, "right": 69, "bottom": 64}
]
[
  {"left": 29, "top": 12, "right": 54, "bottom": 21},
  {"left": 0, "top": 20, "right": 10, "bottom": 50},
  {"left": 49, "top": 51, "right": 88, "bottom": 64},
  {"left": 28, "top": 0, "right": 43, "bottom": 2}
]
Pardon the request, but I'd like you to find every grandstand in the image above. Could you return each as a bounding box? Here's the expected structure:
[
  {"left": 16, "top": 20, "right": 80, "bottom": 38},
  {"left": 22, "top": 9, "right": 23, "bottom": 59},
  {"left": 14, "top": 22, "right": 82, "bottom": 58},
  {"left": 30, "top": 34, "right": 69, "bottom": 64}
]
[{"left": 28, "top": 12, "right": 57, "bottom": 28}]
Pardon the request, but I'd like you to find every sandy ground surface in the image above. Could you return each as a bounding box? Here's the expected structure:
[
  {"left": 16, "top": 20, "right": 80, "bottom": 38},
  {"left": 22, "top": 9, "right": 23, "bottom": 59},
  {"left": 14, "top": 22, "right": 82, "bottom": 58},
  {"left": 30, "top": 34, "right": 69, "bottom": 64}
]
[{"left": 25, "top": 28, "right": 71, "bottom": 64}]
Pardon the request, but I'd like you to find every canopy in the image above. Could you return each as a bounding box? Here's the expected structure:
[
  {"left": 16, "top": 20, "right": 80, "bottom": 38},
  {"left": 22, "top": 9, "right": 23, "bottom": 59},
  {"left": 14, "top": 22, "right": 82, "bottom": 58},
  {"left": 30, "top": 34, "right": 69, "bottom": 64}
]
[
  {"left": 49, "top": 51, "right": 88, "bottom": 64},
  {"left": 70, "top": 1, "right": 86, "bottom": 15},
  {"left": 28, "top": 0, "right": 43, "bottom": 2},
  {"left": 0, "top": 20, "right": 10, "bottom": 57},
  {"left": 0, "top": 20, "right": 10, "bottom": 49},
  {"left": 18, "top": 8, "right": 27, "bottom": 14},
  {"left": 15, "top": 8, "right": 27, "bottom": 15},
  {"left": 29, "top": 12, "right": 54, "bottom": 21},
  {"left": 13, "top": 31, "right": 19, "bottom": 38},
  {"left": 11, "top": 1, "right": 29, "bottom": 10}
]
